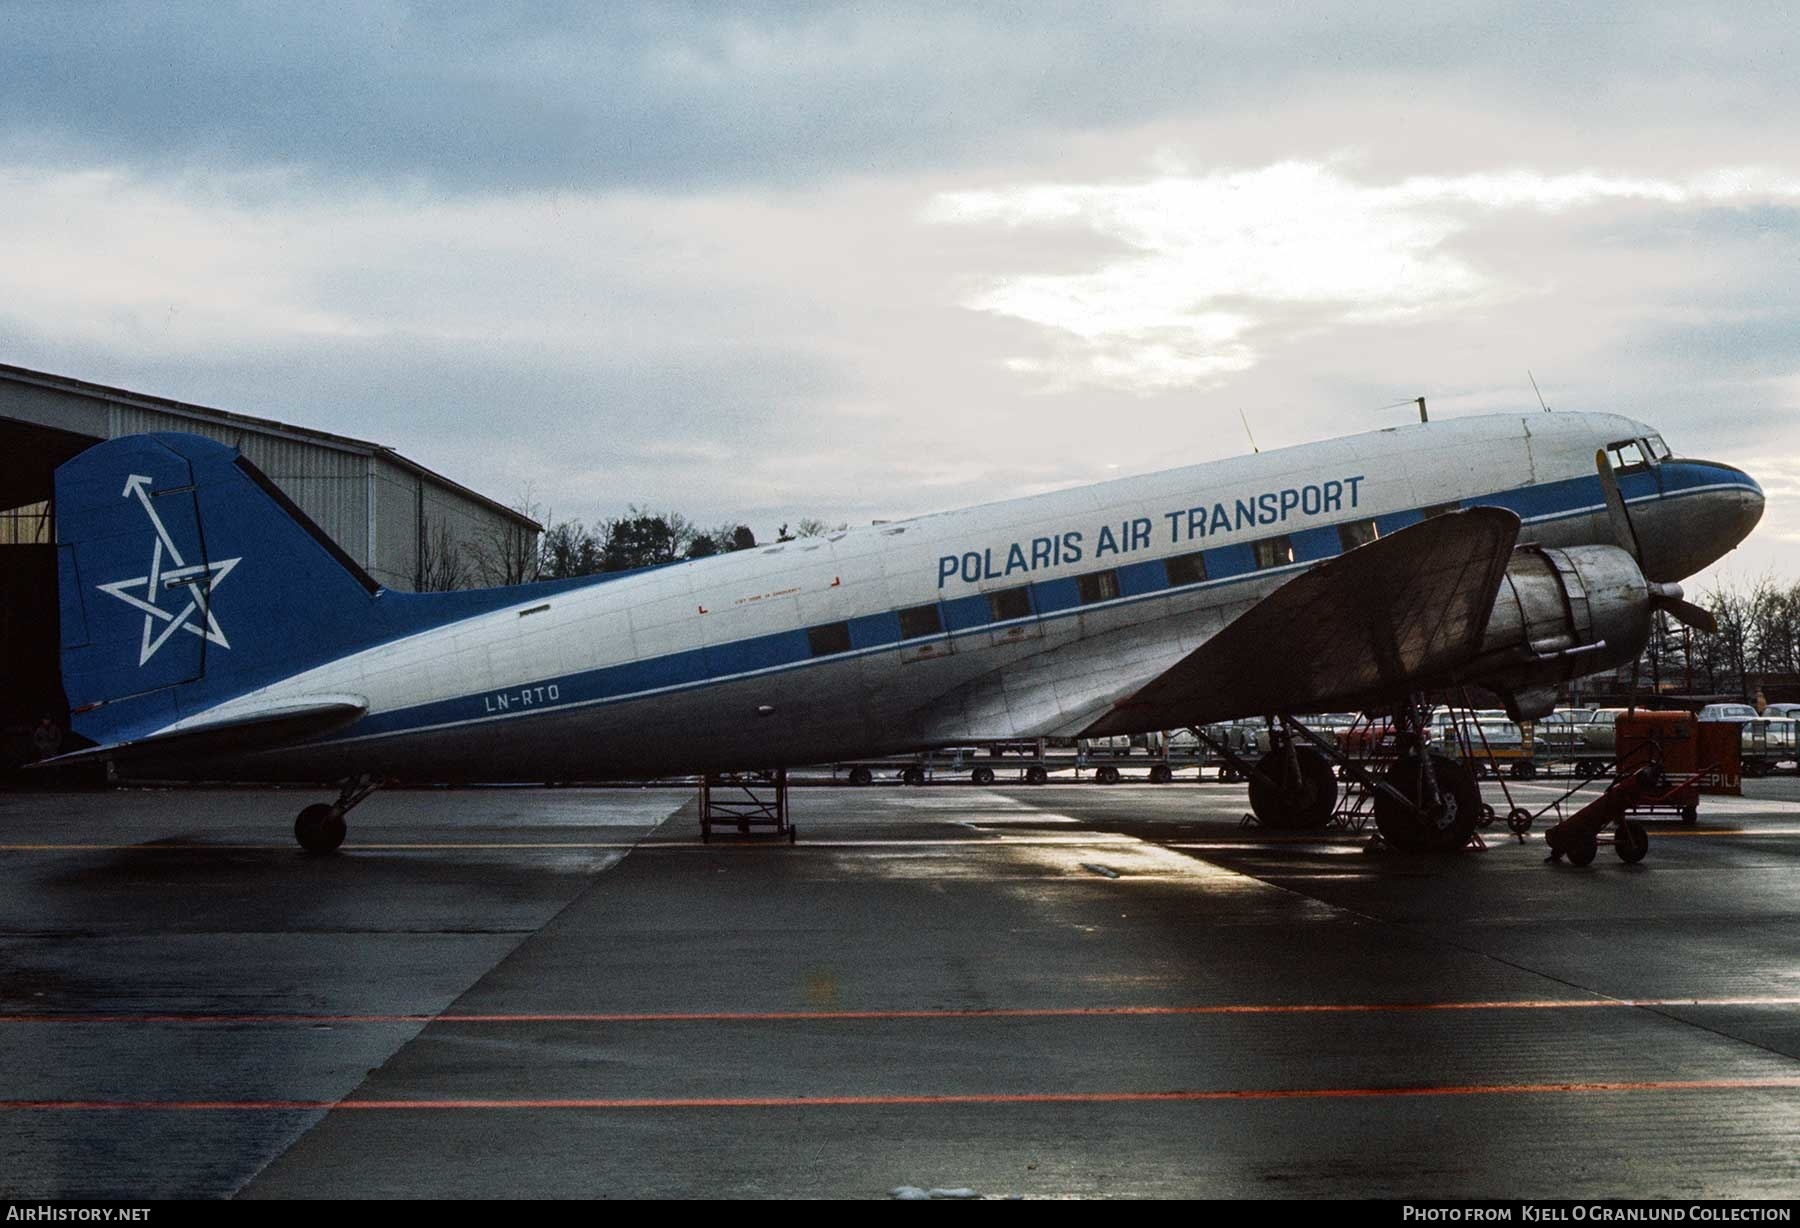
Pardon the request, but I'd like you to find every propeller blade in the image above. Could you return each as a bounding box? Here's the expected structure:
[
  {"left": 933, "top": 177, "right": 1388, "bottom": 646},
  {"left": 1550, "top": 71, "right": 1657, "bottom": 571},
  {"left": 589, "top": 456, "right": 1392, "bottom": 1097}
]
[
  {"left": 1594, "top": 448, "right": 1642, "bottom": 561},
  {"left": 1646, "top": 580, "right": 1718, "bottom": 635},
  {"left": 1659, "top": 597, "right": 1719, "bottom": 636}
]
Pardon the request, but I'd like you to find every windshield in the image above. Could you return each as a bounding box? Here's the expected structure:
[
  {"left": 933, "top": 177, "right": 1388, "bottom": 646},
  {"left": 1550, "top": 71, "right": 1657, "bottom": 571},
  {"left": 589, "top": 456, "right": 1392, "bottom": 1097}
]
[{"left": 1607, "top": 439, "right": 1649, "bottom": 471}]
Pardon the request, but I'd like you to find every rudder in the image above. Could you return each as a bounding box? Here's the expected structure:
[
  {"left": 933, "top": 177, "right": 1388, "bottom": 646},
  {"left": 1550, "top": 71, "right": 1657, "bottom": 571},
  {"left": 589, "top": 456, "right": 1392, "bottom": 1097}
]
[{"left": 56, "top": 433, "right": 386, "bottom": 748}]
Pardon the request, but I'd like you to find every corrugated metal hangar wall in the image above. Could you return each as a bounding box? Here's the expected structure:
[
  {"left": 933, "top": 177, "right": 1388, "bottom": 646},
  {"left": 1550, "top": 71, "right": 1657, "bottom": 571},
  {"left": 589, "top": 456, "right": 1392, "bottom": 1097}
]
[{"left": 0, "top": 363, "right": 538, "bottom": 592}]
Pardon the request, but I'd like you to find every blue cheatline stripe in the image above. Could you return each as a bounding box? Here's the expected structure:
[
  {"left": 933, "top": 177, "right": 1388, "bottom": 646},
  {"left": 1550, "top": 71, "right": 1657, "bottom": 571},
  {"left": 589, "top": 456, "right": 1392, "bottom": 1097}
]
[{"left": 295, "top": 471, "right": 1755, "bottom": 749}]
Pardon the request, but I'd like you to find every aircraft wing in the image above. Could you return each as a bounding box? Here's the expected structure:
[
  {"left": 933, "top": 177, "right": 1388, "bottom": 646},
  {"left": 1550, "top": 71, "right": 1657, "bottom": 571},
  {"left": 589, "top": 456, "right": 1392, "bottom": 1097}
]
[
  {"left": 35, "top": 695, "right": 368, "bottom": 769},
  {"left": 1080, "top": 507, "right": 1521, "bottom": 736}
]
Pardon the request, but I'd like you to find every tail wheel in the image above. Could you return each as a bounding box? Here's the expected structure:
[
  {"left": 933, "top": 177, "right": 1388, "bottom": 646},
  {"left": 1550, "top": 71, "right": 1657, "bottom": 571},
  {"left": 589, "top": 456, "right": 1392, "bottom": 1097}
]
[
  {"left": 294, "top": 803, "right": 346, "bottom": 854},
  {"left": 1247, "top": 747, "right": 1338, "bottom": 830},
  {"left": 1373, "top": 753, "right": 1479, "bottom": 852}
]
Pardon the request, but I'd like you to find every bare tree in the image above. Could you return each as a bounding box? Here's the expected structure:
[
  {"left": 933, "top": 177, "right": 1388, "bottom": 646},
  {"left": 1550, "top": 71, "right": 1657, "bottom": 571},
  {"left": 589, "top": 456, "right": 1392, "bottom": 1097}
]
[
  {"left": 468, "top": 487, "right": 543, "bottom": 587},
  {"left": 794, "top": 517, "right": 847, "bottom": 538},
  {"left": 539, "top": 518, "right": 604, "bottom": 579},
  {"left": 417, "top": 519, "right": 470, "bottom": 592},
  {"left": 1704, "top": 579, "right": 1756, "bottom": 698}
]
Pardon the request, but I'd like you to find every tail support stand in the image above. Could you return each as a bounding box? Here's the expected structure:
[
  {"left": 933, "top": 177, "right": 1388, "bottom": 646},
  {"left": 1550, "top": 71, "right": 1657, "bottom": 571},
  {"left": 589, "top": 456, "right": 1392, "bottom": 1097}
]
[{"left": 699, "top": 770, "right": 796, "bottom": 844}]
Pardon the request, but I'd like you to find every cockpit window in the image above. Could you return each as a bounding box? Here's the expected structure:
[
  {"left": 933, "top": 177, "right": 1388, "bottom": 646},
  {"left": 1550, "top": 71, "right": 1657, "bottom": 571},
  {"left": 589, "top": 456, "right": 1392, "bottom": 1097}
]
[
  {"left": 1646, "top": 434, "right": 1672, "bottom": 461},
  {"left": 1607, "top": 439, "right": 1648, "bottom": 472}
]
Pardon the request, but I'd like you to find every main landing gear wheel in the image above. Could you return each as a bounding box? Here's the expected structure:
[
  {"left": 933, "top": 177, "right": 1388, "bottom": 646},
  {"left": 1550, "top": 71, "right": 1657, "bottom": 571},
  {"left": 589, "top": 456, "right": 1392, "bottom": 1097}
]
[
  {"left": 1373, "top": 753, "right": 1479, "bottom": 852},
  {"left": 1247, "top": 747, "right": 1338, "bottom": 830},
  {"left": 294, "top": 803, "right": 347, "bottom": 854},
  {"left": 1615, "top": 819, "right": 1650, "bottom": 864}
]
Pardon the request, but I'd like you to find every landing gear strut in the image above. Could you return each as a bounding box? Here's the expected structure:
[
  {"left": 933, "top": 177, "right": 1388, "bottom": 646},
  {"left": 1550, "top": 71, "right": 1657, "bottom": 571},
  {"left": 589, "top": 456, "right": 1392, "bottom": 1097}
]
[
  {"left": 1363, "top": 701, "right": 1481, "bottom": 852},
  {"left": 294, "top": 776, "right": 381, "bottom": 854},
  {"left": 1373, "top": 752, "right": 1480, "bottom": 852},
  {"left": 1246, "top": 737, "right": 1338, "bottom": 830},
  {"left": 1189, "top": 722, "right": 1338, "bottom": 828}
]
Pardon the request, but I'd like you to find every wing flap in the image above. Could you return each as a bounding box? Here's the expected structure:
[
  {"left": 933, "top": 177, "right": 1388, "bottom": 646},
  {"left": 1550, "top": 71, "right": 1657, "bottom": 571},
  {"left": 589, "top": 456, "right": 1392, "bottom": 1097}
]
[{"left": 1081, "top": 508, "right": 1521, "bottom": 736}]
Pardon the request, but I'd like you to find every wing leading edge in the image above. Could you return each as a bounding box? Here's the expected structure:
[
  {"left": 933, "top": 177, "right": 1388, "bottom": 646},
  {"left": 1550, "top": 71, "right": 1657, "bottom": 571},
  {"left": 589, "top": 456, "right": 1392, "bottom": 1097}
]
[{"left": 1081, "top": 507, "right": 1522, "bottom": 736}]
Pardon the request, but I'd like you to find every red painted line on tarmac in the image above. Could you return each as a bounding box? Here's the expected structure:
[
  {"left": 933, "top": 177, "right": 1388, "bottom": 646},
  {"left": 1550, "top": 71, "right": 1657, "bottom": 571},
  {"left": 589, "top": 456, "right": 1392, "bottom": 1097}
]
[
  {"left": 0, "top": 837, "right": 1135, "bottom": 852},
  {"left": 6, "top": 1078, "right": 1799, "bottom": 1112},
  {"left": 4, "top": 996, "right": 1797, "bottom": 1026}
]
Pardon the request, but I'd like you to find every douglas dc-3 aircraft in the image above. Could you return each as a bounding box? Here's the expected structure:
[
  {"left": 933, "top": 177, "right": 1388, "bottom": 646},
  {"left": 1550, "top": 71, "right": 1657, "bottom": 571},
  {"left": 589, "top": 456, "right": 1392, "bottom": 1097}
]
[{"left": 45, "top": 411, "right": 1762, "bottom": 854}]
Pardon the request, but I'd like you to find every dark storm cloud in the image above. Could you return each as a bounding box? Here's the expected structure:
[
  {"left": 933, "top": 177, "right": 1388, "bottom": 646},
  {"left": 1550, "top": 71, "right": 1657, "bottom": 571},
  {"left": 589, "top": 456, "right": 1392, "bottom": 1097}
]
[{"left": 6, "top": 1, "right": 1799, "bottom": 191}]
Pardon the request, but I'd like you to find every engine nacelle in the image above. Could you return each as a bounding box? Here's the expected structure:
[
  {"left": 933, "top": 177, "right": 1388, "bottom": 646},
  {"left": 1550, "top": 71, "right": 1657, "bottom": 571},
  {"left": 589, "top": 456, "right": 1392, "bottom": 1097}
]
[{"left": 1457, "top": 544, "right": 1653, "bottom": 720}]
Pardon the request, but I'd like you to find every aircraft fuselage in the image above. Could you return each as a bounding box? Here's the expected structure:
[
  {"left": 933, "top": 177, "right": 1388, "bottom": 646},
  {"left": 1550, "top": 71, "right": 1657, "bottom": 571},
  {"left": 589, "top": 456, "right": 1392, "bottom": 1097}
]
[{"left": 126, "top": 411, "right": 1765, "bottom": 782}]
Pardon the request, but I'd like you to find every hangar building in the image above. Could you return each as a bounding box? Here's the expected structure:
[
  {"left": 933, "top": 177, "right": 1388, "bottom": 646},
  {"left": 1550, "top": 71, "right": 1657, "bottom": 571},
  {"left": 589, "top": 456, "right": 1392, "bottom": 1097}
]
[{"left": 1, "top": 362, "right": 541, "bottom": 766}]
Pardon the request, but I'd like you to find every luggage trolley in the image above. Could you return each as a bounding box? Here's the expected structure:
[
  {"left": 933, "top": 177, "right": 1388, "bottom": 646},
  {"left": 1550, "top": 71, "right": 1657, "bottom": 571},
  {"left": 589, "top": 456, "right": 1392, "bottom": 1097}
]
[{"left": 1526, "top": 711, "right": 1736, "bottom": 866}]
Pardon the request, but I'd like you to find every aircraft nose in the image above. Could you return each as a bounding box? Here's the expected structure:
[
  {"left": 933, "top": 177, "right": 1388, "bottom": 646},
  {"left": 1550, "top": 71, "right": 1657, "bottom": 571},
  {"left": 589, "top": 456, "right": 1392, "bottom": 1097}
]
[
  {"left": 1731, "top": 466, "right": 1767, "bottom": 541},
  {"left": 1638, "top": 461, "right": 1765, "bottom": 582}
]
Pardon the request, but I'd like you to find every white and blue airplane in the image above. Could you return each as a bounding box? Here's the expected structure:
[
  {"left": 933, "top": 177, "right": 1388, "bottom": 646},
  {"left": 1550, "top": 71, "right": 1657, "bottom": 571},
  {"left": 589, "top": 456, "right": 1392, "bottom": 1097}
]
[{"left": 46, "top": 411, "right": 1763, "bottom": 853}]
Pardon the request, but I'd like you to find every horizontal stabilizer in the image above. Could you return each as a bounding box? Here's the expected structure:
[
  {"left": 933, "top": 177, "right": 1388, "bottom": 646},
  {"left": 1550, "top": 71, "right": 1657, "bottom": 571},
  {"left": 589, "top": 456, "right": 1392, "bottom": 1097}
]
[{"left": 36, "top": 695, "right": 368, "bottom": 768}]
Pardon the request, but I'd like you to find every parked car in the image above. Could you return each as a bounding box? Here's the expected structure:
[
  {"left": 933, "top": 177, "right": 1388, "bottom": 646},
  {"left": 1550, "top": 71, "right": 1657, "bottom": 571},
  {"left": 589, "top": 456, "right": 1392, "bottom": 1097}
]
[
  {"left": 1698, "top": 702, "right": 1761, "bottom": 722},
  {"left": 1426, "top": 707, "right": 1534, "bottom": 775},
  {"left": 1738, "top": 718, "right": 1799, "bottom": 775}
]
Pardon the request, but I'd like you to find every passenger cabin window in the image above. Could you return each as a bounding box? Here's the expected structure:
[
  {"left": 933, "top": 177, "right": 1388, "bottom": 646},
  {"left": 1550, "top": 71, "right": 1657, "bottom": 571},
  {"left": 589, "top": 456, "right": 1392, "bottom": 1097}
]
[
  {"left": 1165, "top": 551, "right": 1207, "bottom": 587},
  {"left": 988, "top": 586, "right": 1032, "bottom": 622},
  {"left": 897, "top": 603, "right": 943, "bottom": 640},
  {"left": 1421, "top": 501, "right": 1460, "bottom": 519},
  {"left": 1607, "top": 439, "right": 1648, "bottom": 473},
  {"left": 1338, "top": 519, "right": 1379, "bottom": 551},
  {"left": 807, "top": 622, "right": 852, "bottom": 657},
  {"left": 1076, "top": 570, "right": 1120, "bottom": 604},
  {"left": 1252, "top": 536, "right": 1293, "bottom": 570}
]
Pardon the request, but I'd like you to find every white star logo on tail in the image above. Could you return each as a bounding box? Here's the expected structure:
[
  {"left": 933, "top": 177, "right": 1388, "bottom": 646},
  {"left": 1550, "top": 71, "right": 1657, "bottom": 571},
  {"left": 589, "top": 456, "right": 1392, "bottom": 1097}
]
[{"left": 95, "top": 474, "right": 242, "bottom": 667}]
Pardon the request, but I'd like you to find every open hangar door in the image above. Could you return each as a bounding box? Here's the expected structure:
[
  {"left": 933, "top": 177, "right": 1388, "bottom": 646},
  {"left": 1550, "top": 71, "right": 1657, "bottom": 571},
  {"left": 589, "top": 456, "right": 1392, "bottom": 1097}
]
[{"left": 1, "top": 416, "right": 100, "bottom": 774}]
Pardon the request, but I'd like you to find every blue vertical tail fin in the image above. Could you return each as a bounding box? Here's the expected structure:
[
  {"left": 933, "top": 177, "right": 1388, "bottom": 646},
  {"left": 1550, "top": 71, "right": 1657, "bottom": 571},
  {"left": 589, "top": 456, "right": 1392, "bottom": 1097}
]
[{"left": 56, "top": 432, "right": 389, "bottom": 748}]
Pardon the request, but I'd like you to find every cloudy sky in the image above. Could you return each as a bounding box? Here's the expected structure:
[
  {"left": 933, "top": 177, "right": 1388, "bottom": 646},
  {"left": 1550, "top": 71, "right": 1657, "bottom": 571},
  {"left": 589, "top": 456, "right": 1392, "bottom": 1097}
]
[{"left": 3, "top": 2, "right": 1795, "bottom": 582}]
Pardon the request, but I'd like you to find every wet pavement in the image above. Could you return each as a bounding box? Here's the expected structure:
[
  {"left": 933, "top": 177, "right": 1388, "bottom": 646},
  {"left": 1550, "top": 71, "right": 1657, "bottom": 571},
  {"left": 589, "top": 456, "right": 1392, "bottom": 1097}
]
[{"left": 2, "top": 777, "right": 1798, "bottom": 1198}]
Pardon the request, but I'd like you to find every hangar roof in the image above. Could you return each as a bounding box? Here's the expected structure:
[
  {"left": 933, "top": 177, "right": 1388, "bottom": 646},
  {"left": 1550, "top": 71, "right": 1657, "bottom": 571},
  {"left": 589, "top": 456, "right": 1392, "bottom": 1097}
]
[{"left": 0, "top": 362, "right": 540, "bottom": 532}]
